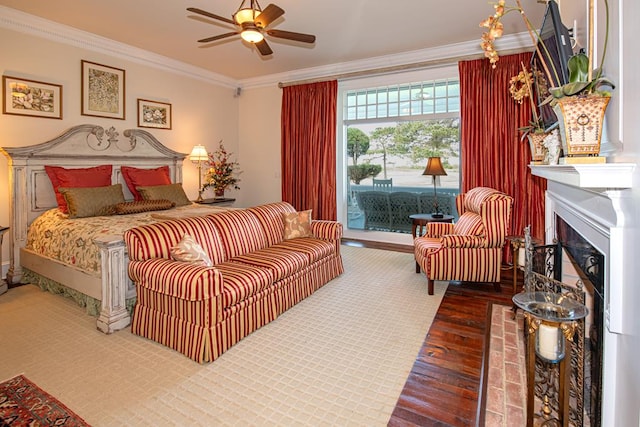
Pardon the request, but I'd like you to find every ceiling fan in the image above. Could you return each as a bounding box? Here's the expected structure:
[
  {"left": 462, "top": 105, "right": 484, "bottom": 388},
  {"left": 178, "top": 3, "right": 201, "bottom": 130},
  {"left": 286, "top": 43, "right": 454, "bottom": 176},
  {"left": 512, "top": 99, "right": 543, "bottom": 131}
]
[{"left": 187, "top": 0, "right": 316, "bottom": 56}]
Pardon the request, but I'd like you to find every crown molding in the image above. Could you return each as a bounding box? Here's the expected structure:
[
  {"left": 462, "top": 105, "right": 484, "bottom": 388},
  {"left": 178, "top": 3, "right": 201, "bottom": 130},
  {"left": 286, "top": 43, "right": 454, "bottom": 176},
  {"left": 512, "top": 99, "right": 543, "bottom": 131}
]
[
  {"left": 238, "top": 31, "right": 533, "bottom": 89},
  {"left": 1, "top": 5, "right": 532, "bottom": 90},
  {"left": 0, "top": 6, "right": 238, "bottom": 89}
]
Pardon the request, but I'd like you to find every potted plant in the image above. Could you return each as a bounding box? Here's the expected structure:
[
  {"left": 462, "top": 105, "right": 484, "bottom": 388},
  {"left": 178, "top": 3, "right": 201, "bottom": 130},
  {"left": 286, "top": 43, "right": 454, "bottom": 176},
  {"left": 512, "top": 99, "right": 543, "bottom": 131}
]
[
  {"left": 202, "top": 140, "right": 241, "bottom": 198},
  {"left": 509, "top": 62, "right": 550, "bottom": 163},
  {"left": 481, "top": 0, "right": 615, "bottom": 160}
]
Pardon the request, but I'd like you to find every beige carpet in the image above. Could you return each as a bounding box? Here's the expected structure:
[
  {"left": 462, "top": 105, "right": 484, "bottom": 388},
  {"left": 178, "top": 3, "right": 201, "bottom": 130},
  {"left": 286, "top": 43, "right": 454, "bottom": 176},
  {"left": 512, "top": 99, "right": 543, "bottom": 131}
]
[{"left": 0, "top": 246, "right": 446, "bottom": 426}]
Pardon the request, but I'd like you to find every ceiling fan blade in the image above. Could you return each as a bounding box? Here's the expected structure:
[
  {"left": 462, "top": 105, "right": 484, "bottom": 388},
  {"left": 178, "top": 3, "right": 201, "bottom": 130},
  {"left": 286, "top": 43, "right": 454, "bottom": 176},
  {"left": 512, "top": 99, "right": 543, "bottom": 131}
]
[
  {"left": 266, "top": 29, "right": 316, "bottom": 44},
  {"left": 255, "top": 39, "right": 273, "bottom": 56},
  {"left": 254, "top": 4, "right": 285, "bottom": 28},
  {"left": 198, "top": 32, "right": 239, "bottom": 43},
  {"left": 187, "top": 7, "right": 235, "bottom": 25}
]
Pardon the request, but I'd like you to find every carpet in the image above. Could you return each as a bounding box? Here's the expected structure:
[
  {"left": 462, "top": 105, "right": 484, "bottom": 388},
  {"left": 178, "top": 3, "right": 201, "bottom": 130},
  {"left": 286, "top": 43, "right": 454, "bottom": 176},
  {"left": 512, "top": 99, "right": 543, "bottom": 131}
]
[
  {"left": 482, "top": 304, "right": 527, "bottom": 427},
  {"left": 0, "top": 245, "right": 446, "bottom": 426},
  {"left": 0, "top": 374, "right": 89, "bottom": 427}
]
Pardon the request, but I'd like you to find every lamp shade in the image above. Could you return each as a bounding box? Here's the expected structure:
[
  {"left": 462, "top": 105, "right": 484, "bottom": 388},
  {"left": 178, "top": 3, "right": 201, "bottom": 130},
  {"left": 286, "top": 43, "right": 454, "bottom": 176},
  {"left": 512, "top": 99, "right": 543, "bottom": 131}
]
[
  {"left": 241, "top": 28, "right": 264, "bottom": 43},
  {"left": 422, "top": 157, "right": 447, "bottom": 176},
  {"left": 189, "top": 145, "right": 208, "bottom": 162}
]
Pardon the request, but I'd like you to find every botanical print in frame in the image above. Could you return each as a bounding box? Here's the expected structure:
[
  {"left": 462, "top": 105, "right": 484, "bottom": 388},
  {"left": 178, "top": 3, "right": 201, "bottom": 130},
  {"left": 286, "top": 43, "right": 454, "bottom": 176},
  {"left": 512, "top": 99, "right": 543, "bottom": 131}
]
[
  {"left": 138, "top": 98, "right": 172, "bottom": 130},
  {"left": 2, "top": 75, "right": 62, "bottom": 119},
  {"left": 81, "top": 60, "right": 125, "bottom": 120}
]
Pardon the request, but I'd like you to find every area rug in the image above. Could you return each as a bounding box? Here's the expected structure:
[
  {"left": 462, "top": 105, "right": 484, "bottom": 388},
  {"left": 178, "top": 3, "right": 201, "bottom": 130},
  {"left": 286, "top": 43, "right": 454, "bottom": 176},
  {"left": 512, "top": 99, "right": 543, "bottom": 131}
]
[
  {"left": 482, "top": 303, "right": 527, "bottom": 427},
  {"left": 0, "top": 374, "right": 90, "bottom": 426},
  {"left": 0, "top": 245, "right": 447, "bottom": 426}
]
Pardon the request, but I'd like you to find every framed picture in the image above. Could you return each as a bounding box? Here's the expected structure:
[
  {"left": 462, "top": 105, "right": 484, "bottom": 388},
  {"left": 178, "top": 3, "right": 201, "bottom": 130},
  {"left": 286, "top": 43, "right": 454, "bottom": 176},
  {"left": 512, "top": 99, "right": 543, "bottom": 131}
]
[
  {"left": 2, "top": 75, "right": 62, "bottom": 119},
  {"left": 137, "top": 98, "right": 172, "bottom": 130},
  {"left": 81, "top": 60, "right": 125, "bottom": 120}
]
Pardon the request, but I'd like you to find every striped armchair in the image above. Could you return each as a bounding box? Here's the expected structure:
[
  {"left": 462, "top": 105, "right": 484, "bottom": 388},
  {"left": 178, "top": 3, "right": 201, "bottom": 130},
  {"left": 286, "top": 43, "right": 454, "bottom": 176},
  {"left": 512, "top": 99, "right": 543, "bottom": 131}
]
[{"left": 414, "top": 187, "right": 513, "bottom": 295}]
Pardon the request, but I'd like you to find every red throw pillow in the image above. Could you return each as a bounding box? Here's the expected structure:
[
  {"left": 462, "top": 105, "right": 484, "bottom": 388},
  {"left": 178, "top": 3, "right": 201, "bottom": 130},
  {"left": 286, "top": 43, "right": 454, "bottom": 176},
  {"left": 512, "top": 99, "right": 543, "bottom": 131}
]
[
  {"left": 45, "top": 165, "right": 113, "bottom": 213},
  {"left": 121, "top": 166, "right": 171, "bottom": 201}
]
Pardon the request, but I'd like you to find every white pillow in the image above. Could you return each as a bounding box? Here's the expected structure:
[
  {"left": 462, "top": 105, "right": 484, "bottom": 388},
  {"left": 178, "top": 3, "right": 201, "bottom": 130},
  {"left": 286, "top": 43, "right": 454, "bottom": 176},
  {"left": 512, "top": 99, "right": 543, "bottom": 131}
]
[{"left": 170, "top": 234, "right": 213, "bottom": 267}]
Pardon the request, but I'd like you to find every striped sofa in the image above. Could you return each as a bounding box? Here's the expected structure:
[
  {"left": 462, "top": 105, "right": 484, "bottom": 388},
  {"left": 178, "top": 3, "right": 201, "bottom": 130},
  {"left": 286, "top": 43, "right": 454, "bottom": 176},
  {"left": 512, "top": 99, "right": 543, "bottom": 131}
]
[
  {"left": 124, "top": 202, "right": 344, "bottom": 363},
  {"left": 414, "top": 187, "right": 513, "bottom": 295}
]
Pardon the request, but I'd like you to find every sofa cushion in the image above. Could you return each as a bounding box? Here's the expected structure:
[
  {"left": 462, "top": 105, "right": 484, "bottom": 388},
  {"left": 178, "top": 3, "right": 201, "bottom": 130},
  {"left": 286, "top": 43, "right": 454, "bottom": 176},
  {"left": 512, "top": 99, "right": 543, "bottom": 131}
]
[
  {"left": 215, "top": 261, "right": 275, "bottom": 308},
  {"left": 125, "top": 216, "right": 226, "bottom": 263},
  {"left": 247, "top": 202, "right": 297, "bottom": 246},
  {"left": 282, "top": 210, "right": 312, "bottom": 239},
  {"left": 272, "top": 238, "right": 335, "bottom": 264},
  {"left": 232, "top": 247, "right": 309, "bottom": 281},
  {"left": 206, "top": 210, "right": 268, "bottom": 259}
]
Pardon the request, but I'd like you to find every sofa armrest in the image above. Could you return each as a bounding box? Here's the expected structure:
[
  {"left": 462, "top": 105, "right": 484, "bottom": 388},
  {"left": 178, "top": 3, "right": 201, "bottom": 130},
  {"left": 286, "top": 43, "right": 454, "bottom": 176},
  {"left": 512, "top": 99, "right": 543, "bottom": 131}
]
[
  {"left": 440, "top": 235, "right": 487, "bottom": 248},
  {"left": 311, "top": 220, "right": 343, "bottom": 241},
  {"left": 425, "top": 222, "right": 455, "bottom": 238},
  {"left": 128, "top": 258, "right": 223, "bottom": 300}
]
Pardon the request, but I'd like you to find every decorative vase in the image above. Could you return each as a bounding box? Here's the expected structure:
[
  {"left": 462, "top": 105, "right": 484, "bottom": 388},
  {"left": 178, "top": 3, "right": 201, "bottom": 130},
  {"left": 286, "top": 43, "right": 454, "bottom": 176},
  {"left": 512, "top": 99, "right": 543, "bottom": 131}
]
[
  {"left": 527, "top": 132, "right": 549, "bottom": 164},
  {"left": 553, "top": 95, "right": 610, "bottom": 162},
  {"left": 214, "top": 188, "right": 225, "bottom": 198}
]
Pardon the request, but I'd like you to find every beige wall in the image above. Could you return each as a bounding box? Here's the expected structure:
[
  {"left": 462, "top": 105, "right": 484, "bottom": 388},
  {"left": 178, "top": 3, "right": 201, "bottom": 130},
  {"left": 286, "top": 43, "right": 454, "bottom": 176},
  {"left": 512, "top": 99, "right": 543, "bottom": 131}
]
[
  {"left": 236, "top": 85, "right": 282, "bottom": 207},
  {"left": 0, "top": 27, "right": 240, "bottom": 266}
]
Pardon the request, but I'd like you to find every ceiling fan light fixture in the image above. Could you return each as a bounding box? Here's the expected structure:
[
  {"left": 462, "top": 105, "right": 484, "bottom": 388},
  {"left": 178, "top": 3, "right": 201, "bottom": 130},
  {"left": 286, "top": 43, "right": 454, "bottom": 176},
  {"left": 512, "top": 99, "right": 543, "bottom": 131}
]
[
  {"left": 241, "top": 28, "right": 264, "bottom": 43},
  {"left": 234, "top": 8, "right": 260, "bottom": 25}
]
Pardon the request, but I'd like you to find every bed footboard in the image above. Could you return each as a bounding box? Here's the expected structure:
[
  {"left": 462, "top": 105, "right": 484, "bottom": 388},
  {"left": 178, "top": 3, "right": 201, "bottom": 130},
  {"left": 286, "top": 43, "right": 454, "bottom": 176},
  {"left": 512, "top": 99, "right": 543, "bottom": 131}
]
[{"left": 94, "top": 235, "right": 131, "bottom": 334}]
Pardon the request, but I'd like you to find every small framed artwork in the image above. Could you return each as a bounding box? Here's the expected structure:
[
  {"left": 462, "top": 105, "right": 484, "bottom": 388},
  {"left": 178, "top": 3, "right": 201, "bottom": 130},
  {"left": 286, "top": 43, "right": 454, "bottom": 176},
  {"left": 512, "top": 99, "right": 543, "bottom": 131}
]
[
  {"left": 81, "top": 60, "right": 125, "bottom": 120},
  {"left": 2, "top": 75, "right": 62, "bottom": 119},
  {"left": 137, "top": 98, "right": 172, "bottom": 130}
]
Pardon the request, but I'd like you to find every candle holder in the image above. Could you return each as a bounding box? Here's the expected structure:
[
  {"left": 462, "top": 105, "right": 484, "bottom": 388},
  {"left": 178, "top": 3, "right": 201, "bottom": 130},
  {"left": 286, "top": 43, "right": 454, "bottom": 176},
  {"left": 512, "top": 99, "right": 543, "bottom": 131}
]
[{"left": 513, "top": 291, "right": 588, "bottom": 427}]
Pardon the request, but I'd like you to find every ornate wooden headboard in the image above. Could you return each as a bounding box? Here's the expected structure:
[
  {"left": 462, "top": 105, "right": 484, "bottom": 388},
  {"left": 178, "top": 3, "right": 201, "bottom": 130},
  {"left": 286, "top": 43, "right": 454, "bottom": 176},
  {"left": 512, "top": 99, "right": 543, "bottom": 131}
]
[{"left": 1, "top": 124, "right": 187, "bottom": 284}]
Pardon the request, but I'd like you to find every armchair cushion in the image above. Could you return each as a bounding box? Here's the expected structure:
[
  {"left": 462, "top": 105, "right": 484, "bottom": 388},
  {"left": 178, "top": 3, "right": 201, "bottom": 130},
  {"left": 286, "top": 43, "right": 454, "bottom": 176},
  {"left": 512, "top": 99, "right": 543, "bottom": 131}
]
[
  {"left": 453, "top": 212, "right": 485, "bottom": 236},
  {"left": 440, "top": 234, "right": 487, "bottom": 248},
  {"left": 425, "top": 222, "right": 455, "bottom": 238}
]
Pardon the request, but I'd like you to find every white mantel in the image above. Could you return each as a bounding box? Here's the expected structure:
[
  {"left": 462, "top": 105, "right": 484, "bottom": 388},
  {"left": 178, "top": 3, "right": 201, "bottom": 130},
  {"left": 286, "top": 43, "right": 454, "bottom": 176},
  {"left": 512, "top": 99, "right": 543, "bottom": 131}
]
[{"left": 529, "top": 163, "right": 636, "bottom": 189}]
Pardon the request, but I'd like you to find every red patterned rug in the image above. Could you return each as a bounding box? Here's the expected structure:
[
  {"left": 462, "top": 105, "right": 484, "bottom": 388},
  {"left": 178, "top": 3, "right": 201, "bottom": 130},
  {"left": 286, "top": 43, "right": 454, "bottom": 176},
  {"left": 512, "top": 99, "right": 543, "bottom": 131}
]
[{"left": 0, "top": 375, "right": 90, "bottom": 426}]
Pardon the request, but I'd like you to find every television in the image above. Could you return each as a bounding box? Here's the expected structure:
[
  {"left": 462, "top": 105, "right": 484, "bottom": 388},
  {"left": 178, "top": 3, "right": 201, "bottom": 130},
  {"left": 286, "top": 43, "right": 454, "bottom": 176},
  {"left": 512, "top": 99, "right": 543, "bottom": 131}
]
[{"left": 530, "top": 0, "right": 574, "bottom": 129}]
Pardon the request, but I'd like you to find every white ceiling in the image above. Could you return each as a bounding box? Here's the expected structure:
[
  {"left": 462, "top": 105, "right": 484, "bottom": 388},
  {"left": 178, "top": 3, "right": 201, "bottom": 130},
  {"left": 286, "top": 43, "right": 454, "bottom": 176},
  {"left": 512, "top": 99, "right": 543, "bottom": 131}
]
[{"left": 0, "top": 0, "right": 547, "bottom": 82}]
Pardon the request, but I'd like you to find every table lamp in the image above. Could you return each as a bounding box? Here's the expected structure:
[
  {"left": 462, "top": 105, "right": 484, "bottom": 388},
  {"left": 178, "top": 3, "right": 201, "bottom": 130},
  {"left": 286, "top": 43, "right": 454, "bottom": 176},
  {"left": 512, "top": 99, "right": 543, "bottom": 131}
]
[
  {"left": 189, "top": 144, "right": 209, "bottom": 202},
  {"left": 422, "top": 157, "right": 447, "bottom": 218}
]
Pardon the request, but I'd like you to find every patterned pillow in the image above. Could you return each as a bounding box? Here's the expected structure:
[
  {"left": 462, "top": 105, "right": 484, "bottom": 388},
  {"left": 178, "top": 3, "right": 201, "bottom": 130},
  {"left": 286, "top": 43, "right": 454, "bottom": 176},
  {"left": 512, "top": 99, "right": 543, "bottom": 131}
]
[
  {"left": 136, "top": 183, "right": 191, "bottom": 207},
  {"left": 58, "top": 184, "right": 125, "bottom": 219},
  {"left": 170, "top": 234, "right": 213, "bottom": 267},
  {"left": 282, "top": 210, "right": 312, "bottom": 239},
  {"left": 114, "top": 199, "right": 175, "bottom": 215}
]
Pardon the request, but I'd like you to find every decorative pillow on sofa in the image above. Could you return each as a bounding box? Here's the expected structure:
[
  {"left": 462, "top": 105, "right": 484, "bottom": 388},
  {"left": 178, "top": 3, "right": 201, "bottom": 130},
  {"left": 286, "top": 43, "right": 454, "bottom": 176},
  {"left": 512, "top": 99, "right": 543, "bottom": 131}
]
[
  {"left": 121, "top": 165, "right": 172, "bottom": 201},
  {"left": 282, "top": 210, "right": 312, "bottom": 239},
  {"left": 136, "top": 183, "right": 191, "bottom": 207},
  {"left": 45, "top": 165, "right": 113, "bottom": 214},
  {"left": 114, "top": 199, "right": 175, "bottom": 215},
  {"left": 58, "top": 184, "right": 125, "bottom": 219},
  {"left": 170, "top": 234, "right": 213, "bottom": 267}
]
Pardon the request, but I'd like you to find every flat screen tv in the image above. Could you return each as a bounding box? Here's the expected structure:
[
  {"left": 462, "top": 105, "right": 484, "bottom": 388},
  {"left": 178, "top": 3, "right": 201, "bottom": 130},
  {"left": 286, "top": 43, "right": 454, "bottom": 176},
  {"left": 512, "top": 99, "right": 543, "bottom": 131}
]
[{"left": 530, "top": 0, "right": 574, "bottom": 129}]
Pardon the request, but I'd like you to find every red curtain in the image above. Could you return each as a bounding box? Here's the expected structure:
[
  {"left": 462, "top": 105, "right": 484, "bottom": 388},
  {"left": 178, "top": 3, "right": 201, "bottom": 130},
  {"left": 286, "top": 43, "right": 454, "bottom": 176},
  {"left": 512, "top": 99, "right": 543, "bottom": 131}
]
[
  {"left": 459, "top": 53, "right": 546, "bottom": 240},
  {"left": 281, "top": 80, "right": 338, "bottom": 221}
]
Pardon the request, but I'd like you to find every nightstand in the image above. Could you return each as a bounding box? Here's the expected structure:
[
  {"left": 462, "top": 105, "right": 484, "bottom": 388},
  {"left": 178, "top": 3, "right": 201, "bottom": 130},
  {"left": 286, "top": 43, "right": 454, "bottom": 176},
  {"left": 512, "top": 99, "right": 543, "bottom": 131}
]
[{"left": 195, "top": 198, "right": 236, "bottom": 207}]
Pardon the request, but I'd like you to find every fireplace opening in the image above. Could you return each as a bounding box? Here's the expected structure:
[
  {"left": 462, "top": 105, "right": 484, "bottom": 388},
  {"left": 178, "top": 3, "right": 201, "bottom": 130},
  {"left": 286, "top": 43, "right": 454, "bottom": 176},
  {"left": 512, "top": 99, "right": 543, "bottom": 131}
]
[{"left": 556, "top": 214, "right": 604, "bottom": 427}]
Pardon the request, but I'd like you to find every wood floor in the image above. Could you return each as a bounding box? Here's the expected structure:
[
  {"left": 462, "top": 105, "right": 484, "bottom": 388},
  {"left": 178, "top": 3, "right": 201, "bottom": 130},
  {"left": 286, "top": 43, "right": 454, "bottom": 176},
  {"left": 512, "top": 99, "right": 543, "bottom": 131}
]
[{"left": 342, "top": 239, "right": 517, "bottom": 427}]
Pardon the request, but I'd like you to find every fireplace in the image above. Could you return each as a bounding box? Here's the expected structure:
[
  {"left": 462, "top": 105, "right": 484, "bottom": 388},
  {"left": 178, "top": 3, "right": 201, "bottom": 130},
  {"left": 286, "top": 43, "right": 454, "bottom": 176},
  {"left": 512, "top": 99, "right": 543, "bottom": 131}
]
[{"left": 530, "top": 163, "right": 636, "bottom": 427}]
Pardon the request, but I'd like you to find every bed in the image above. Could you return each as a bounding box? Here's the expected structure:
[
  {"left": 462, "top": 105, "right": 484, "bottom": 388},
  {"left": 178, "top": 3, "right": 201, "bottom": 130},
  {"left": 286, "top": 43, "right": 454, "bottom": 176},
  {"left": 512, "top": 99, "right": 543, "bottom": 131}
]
[{"left": 1, "top": 124, "right": 226, "bottom": 333}]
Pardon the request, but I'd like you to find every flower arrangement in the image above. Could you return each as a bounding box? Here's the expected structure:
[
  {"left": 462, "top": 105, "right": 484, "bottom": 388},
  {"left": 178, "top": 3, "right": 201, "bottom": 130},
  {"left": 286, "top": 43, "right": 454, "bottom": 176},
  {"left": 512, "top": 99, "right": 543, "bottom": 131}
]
[
  {"left": 509, "top": 62, "right": 546, "bottom": 135},
  {"left": 202, "top": 140, "right": 241, "bottom": 196}
]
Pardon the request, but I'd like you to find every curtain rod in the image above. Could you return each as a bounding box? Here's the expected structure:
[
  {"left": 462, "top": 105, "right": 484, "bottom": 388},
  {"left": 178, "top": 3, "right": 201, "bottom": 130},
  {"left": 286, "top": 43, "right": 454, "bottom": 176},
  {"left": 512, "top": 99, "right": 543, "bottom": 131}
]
[{"left": 277, "top": 48, "right": 529, "bottom": 88}]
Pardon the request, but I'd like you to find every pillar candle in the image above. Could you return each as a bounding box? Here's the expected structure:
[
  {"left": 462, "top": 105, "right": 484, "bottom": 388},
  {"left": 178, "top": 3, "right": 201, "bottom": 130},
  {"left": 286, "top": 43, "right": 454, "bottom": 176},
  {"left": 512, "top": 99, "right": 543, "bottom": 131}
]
[{"left": 537, "top": 323, "right": 561, "bottom": 361}]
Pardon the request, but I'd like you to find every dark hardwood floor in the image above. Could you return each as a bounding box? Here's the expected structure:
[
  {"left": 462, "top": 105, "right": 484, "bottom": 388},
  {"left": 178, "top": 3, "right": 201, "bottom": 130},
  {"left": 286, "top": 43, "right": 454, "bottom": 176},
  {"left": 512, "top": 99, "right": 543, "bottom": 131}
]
[{"left": 342, "top": 239, "right": 517, "bottom": 427}]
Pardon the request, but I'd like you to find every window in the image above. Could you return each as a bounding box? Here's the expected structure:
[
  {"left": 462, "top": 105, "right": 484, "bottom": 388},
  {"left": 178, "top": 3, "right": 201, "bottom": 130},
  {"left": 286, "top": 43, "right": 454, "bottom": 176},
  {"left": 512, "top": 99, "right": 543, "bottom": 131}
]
[{"left": 337, "top": 67, "right": 461, "bottom": 240}]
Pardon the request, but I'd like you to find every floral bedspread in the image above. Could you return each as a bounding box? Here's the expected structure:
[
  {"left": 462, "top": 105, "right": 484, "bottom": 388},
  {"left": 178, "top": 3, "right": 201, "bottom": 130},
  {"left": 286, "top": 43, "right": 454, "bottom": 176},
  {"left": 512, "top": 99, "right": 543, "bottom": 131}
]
[{"left": 25, "top": 204, "right": 228, "bottom": 276}]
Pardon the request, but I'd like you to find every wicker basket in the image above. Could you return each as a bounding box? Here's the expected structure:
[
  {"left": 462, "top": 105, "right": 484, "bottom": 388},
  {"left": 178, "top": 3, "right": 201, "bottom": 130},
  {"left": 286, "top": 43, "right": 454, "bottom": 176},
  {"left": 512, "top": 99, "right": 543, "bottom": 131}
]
[{"left": 553, "top": 95, "right": 610, "bottom": 157}]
